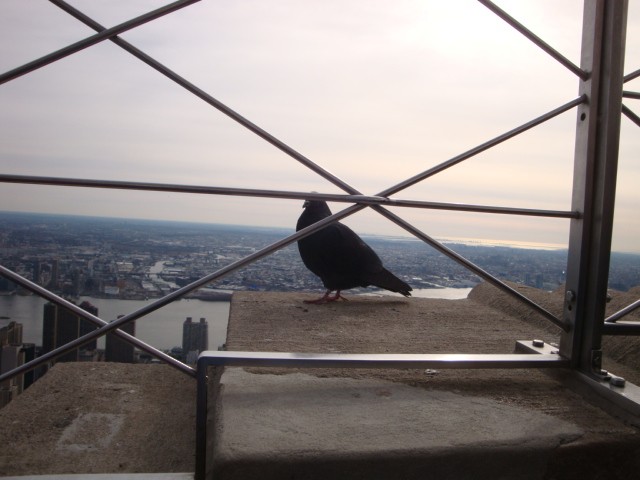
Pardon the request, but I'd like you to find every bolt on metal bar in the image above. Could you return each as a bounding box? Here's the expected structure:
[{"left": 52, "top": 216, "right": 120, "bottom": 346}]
[
  {"left": 0, "top": 174, "right": 579, "bottom": 219},
  {"left": 478, "top": 0, "right": 588, "bottom": 80},
  {"left": 0, "top": 204, "right": 365, "bottom": 385},
  {"left": 605, "top": 297, "right": 640, "bottom": 323},
  {"left": 0, "top": 265, "right": 195, "bottom": 381},
  {"left": 380, "top": 96, "right": 585, "bottom": 197},
  {"left": 624, "top": 68, "right": 640, "bottom": 83},
  {"left": 49, "top": 0, "right": 358, "bottom": 198},
  {"left": 0, "top": 0, "right": 200, "bottom": 86},
  {"left": 622, "top": 104, "right": 640, "bottom": 127}
]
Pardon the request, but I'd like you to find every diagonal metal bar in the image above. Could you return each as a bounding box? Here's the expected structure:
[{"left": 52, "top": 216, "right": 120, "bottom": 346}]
[
  {"left": 478, "top": 0, "right": 587, "bottom": 79},
  {"left": 379, "top": 96, "right": 585, "bottom": 197},
  {"left": 368, "top": 204, "right": 569, "bottom": 331},
  {"left": 623, "top": 91, "right": 640, "bottom": 100},
  {"left": 0, "top": 205, "right": 364, "bottom": 385},
  {"left": 624, "top": 68, "right": 640, "bottom": 83},
  {"left": 0, "top": 174, "right": 579, "bottom": 219},
  {"left": 605, "top": 297, "right": 640, "bottom": 323},
  {"left": 49, "top": 0, "right": 358, "bottom": 197},
  {"left": 622, "top": 104, "right": 640, "bottom": 127},
  {"left": 0, "top": 265, "right": 195, "bottom": 379},
  {"left": 0, "top": 0, "right": 200, "bottom": 86}
]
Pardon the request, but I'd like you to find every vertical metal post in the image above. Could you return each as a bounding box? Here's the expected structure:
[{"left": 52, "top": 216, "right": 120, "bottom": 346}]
[{"left": 561, "top": 0, "right": 628, "bottom": 373}]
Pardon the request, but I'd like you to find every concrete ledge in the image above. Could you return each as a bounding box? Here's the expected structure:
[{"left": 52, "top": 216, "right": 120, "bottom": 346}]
[{"left": 213, "top": 368, "right": 583, "bottom": 480}]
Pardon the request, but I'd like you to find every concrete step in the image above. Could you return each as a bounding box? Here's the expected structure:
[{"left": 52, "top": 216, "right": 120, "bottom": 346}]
[{"left": 212, "top": 368, "right": 585, "bottom": 480}]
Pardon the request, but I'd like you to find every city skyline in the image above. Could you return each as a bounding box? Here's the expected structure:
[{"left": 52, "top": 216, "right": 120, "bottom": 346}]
[{"left": 1, "top": 1, "right": 639, "bottom": 252}]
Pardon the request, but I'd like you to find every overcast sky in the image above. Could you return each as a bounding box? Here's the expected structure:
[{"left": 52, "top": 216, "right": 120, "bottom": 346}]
[{"left": 1, "top": 0, "right": 639, "bottom": 252}]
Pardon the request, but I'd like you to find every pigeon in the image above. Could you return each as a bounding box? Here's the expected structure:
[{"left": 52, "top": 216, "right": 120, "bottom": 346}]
[{"left": 296, "top": 199, "right": 412, "bottom": 304}]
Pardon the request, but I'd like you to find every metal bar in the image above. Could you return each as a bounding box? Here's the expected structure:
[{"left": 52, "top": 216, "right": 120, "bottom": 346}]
[
  {"left": 622, "top": 90, "right": 640, "bottom": 99},
  {"left": 624, "top": 68, "right": 640, "bottom": 83},
  {"left": 194, "top": 349, "right": 568, "bottom": 479},
  {"left": 379, "top": 96, "right": 585, "bottom": 197},
  {"left": 622, "top": 104, "right": 640, "bottom": 127},
  {"left": 49, "top": 0, "right": 359, "bottom": 198},
  {"left": 197, "top": 350, "right": 569, "bottom": 369},
  {"left": 195, "top": 361, "right": 210, "bottom": 480},
  {"left": 605, "top": 297, "right": 640, "bottom": 323},
  {"left": 0, "top": 204, "right": 366, "bottom": 385},
  {"left": 0, "top": 265, "right": 196, "bottom": 381},
  {"left": 602, "top": 322, "right": 640, "bottom": 335},
  {"left": 0, "top": 174, "right": 579, "bottom": 219},
  {"left": 369, "top": 205, "right": 569, "bottom": 331},
  {"left": 478, "top": 0, "right": 588, "bottom": 79},
  {"left": 0, "top": 171, "right": 570, "bottom": 329},
  {"left": 560, "top": 0, "right": 628, "bottom": 371},
  {"left": 5, "top": 177, "right": 566, "bottom": 327},
  {"left": 0, "top": 0, "right": 200, "bottom": 86}
]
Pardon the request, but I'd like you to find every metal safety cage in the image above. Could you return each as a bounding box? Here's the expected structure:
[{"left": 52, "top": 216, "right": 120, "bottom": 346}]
[{"left": 0, "top": 1, "right": 639, "bottom": 478}]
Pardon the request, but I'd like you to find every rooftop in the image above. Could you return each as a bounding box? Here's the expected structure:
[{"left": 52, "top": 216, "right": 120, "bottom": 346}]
[{"left": 1, "top": 284, "right": 639, "bottom": 479}]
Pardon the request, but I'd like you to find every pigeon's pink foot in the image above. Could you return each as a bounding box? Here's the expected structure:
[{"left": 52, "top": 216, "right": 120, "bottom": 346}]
[{"left": 303, "top": 290, "right": 348, "bottom": 304}]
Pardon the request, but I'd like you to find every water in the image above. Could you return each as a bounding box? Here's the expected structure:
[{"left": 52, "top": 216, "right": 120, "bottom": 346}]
[
  {"left": 362, "top": 287, "right": 472, "bottom": 300},
  {"left": 0, "top": 294, "right": 230, "bottom": 351},
  {"left": 0, "top": 287, "right": 470, "bottom": 351}
]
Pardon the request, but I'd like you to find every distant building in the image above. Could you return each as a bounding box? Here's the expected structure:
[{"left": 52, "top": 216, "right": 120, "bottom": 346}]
[
  {"left": 106, "top": 315, "right": 136, "bottom": 363},
  {"left": 42, "top": 300, "right": 99, "bottom": 363},
  {"left": 0, "top": 322, "right": 25, "bottom": 408},
  {"left": 182, "top": 317, "right": 208, "bottom": 362}
]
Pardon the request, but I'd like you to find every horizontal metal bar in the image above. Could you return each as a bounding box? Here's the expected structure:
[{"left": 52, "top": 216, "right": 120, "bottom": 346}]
[
  {"left": 478, "top": 0, "right": 587, "bottom": 79},
  {"left": 623, "top": 90, "right": 640, "bottom": 100},
  {"left": 624, "top": 68, "right": 640, "bottom": 83},
  {"left": 194, "top": 346, "right": 569, "bottom": 479},
  {"left": 602, "top": 322, "right": 640, "bottom": 336},
  {"left": 0, "top": 0, "right": 200, "bottom": 86},
  {"left": 622, "top": 104, "right": 640, "bottom": 128},
  {"left": 380, "top": 96, "right": 586, "bottom": 197},
  {"left": 0, "top": 174, "right": 579, "bottom": 219},
  {"left": 198, "top": 350, "right": 570, "bottom": 370},
  {"left": 605, "top": 297, "right": 640, "bottom": 323}
]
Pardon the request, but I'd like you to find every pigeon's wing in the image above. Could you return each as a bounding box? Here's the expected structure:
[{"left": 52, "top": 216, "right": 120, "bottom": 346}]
[{"left": 326, "top": 224, "right": 412, "bottom": 296}]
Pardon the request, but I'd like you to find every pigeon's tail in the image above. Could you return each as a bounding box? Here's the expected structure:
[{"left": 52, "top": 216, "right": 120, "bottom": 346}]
[{"left": 367, "top": 269, "right": 413, "bottom": 297}]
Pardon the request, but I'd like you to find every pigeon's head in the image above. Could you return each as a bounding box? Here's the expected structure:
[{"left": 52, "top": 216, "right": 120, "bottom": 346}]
[{"left": 301, "top": 199, "right": 332, "bottom": 217}]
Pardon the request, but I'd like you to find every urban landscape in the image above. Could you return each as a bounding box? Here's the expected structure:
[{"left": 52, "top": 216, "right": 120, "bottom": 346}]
[{"left": 1, "top": 210, "right": 640, "bottom": 408}]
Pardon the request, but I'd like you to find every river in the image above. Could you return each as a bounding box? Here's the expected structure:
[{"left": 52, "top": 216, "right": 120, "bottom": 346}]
[
  {"left": 0, "top": 287, "right": 471, "bottom": 351},
  {"left": 0, "top": 294, "right": 230, "bottom": 351}
]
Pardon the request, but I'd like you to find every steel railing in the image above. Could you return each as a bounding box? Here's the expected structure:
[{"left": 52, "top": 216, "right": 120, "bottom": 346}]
[{"left": 1, "top": 1, "right": 639, "bottom": 477}]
